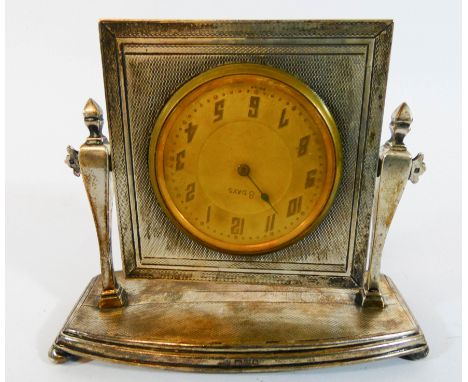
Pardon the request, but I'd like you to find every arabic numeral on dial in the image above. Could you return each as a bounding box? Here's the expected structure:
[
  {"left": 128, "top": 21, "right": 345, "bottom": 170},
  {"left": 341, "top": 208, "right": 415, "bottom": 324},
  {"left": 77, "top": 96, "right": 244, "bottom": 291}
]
[
  {"left": 298, "top": 135, "right": 310, "bottom": 157},
  {"left": 206, "top": 206, "right": 211, "bottom": 223},
  {"left": 278, "top": 108, "right": 289, "bottom": 128},
  {"left": 231, "top": 217, "right": 245, "bottom": 235},
  {"left": 305, "top": 169, "right": 317, "bottom": 188},
  {"left": 265, "top": 214, "right": 276, "bottom": 232},
  {"left": 184, "top": 122, "right": 197, "bottom": 143},
  {"left": 214, "top": 99, "right": 224, "bottom": 122},
  {"left": 176, "top": 150, "right": 185, "bottom": 170},
  {"left": 248, "top": 96, "right": 260, "bottom": 118},
  {"left": 287, "top": 196, "right": 303, "bottom": 217},
  {"left": 185, "top": 182, "right": 195, "bottom": 202}
]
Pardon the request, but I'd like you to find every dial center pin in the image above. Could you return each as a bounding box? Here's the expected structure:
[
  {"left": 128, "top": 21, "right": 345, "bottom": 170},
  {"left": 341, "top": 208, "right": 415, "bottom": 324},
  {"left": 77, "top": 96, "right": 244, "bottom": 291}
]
[{"left": 237, "top": 163, "right": 251, "bottom": 177}]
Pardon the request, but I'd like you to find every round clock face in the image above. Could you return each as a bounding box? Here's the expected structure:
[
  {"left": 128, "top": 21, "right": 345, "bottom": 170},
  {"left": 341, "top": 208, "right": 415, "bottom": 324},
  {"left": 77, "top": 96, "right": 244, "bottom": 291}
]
[{"left": 149, "top": 64, "right": 342, "bottom": 254}]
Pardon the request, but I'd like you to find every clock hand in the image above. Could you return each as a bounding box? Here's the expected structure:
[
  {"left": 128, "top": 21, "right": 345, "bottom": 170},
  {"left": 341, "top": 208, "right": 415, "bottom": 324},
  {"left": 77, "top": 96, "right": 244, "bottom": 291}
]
[
  {"left": 237, "top": 164, "right": 278, "bottom": 214},
  {"left": 259, "top": 192, "right": 278, "bottom": 215}
]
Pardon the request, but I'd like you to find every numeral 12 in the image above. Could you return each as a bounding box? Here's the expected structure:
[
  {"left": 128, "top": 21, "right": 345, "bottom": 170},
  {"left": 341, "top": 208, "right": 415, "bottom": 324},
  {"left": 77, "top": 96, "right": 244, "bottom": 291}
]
[{"left": 231, "top": 217, "right": 245, "bottom": 235}]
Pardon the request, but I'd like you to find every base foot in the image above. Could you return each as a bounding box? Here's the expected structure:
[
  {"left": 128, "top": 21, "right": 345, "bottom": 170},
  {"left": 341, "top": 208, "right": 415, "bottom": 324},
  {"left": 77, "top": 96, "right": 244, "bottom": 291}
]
[
  {"left": 98, "top": 284, "right": 127, "bottom": 309},
  {"left": 401, "top": 346, "right": 429, "bottom": 361},
  {"left": 355, "top": 288, "right": 385, "bottom": 308},
  {"left": 48, "top": 345, "right": 80, "bottom": 364}
]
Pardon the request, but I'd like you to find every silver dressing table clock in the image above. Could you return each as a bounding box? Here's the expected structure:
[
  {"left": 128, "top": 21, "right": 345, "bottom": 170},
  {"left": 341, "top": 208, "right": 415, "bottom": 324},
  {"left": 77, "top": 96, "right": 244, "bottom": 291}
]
[{"left": 50, "top": 20, "right": 428, "bottom": 371}]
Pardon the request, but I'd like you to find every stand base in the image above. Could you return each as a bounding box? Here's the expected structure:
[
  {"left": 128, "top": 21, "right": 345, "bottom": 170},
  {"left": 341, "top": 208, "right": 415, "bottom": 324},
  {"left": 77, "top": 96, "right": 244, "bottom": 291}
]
[{"left": 50, "top": 272, "right": 428, "bottom": 372}]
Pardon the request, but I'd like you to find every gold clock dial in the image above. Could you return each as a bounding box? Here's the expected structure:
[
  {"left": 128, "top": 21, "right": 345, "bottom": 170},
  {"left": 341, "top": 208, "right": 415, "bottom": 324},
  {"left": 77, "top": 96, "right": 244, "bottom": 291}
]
[{"left": 149, "top": 64, "right": 342, "bottom": 254}]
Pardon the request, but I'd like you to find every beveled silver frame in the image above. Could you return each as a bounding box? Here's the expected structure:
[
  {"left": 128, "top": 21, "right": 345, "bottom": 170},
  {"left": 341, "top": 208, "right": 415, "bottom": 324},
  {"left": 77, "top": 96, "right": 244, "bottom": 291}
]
[{"left": 100, "top": 20, "right": 393, "bottom": 288}]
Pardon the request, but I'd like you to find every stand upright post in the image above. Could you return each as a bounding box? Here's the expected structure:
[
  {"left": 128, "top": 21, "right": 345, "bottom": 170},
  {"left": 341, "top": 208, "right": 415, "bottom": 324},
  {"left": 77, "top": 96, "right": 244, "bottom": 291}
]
[
  {"left": 65, "top": 98, "right": 127, "bottom": 310},
  {"left": 356, "top": 103, "right": 426, "bottom": 308}
]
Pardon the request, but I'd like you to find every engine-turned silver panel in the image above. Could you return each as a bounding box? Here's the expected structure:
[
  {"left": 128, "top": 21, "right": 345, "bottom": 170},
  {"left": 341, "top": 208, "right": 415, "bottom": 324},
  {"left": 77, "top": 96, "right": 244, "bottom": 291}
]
[{"left": 100, "top": 20, "right": 393, "bottom": 286}]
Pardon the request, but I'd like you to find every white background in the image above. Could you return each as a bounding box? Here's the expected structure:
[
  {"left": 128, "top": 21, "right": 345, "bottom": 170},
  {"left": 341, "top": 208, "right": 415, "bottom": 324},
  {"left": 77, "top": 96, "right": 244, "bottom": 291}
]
[{"left": 6, "top": 0, "right": 461, "bottom": 381}]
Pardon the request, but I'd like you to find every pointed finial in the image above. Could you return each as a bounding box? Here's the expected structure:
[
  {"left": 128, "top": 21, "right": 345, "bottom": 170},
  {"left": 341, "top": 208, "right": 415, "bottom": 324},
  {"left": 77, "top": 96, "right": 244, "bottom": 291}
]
[
  {"left": 389, "top": 102, "right": 413, "bottom": 146},
  {"left": 83, "top": 98, "right": 104, "bottom": 138},
  {"left": 84, "top": 98, "right": 103, "bottom": 119},
  {"left": 391, "top": 102, "right": 413, "bottom": 125}
]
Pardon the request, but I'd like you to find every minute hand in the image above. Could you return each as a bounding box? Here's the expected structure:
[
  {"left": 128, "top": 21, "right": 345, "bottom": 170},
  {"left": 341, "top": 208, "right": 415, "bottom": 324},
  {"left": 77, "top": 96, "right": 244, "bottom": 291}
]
[{"left": 247, "top": 174, "right": 278, "bottom": 214}]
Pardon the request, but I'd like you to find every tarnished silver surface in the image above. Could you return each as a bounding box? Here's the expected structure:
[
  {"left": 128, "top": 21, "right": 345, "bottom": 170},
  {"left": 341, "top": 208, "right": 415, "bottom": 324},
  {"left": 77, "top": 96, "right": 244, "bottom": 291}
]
[
  {"left": 75, "top": 98, "right": 127, "bottom": 309},
  {"left": 49, "top": 271, "right": 428, "bottom": 370},
  {"left": 125, "top": 46, "right": 362, "bottom": 273},
  {"left": 356, "top": 103, "right": 426, "bottom": 307},
  {"left": 99, "top": 20, "right": 393, "bottom": 286}
]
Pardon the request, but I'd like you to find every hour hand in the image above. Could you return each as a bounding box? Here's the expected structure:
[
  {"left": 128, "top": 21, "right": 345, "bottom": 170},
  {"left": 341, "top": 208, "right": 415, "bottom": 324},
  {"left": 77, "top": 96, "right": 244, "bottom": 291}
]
[{"left": 237, "top": 164, "right": 278, "bottom": 214}]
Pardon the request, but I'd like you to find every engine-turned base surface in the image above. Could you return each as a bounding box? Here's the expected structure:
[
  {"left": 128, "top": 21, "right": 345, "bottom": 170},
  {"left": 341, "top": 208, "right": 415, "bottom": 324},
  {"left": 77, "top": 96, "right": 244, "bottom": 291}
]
[{"left": 50, "top": 272, "right": 427, "bottom": 371}]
